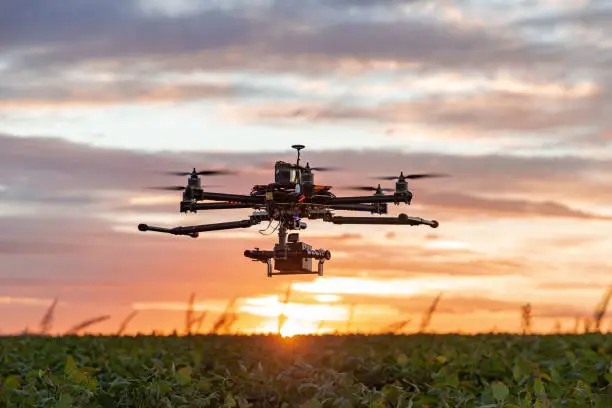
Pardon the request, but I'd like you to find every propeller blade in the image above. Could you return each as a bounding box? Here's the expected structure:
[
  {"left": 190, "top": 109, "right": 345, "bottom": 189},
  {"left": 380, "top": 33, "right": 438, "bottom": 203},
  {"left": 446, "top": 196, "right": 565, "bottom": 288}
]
[
  {"left": 309, "top": 166, "right": 341, "bottom": 172},
  {"left": 375, "top": 173, "right": 449, "bottom": 180},
  {"left": 164, "top": 171, "right": 192, "bottom": 176},
  {"left": 345, "top": 186, "right": 394, "bottom": 192},
  {"left": 195, "top": 170, "right": 237, "bottom": 176},
  {"left": 404, "top": 173, "right": 449, "bottom": 179},
  {"left": 162, "top": 169, "right": 237, "bottom": 176},
  {"left": 146, "top": 185, "right": 221, "bottom": 191},
  {"left": 146, "top": 186, "right": 186, "bottom": 191}
]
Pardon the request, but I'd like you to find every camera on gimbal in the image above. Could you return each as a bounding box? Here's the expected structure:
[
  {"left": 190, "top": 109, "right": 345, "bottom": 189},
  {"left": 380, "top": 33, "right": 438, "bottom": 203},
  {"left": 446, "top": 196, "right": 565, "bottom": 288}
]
[
  {"left": 244, "top": 233, "right": 331, "bottom": 276},
  {"left": 274, "top": 234, "right": 313, "bottom": 273}
]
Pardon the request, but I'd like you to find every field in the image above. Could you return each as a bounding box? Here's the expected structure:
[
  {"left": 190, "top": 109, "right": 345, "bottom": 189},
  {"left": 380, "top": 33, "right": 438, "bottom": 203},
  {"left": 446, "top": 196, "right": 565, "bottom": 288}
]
[{"left": 1, "top": 334, "right": 611, "bottom": 407}]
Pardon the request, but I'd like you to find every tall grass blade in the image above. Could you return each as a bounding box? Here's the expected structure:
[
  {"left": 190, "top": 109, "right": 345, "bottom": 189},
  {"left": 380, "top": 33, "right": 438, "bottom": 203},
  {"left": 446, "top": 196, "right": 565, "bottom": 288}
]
[
  {"left": 116, "top": 311, "right": 138, "bottom": 336},
  {"left": 211, "top": 298, "right": 237, "bottom": 334},
  {"left": 278, "top": 284, "right": 292, "bottom": 334},
  {"left": 419, "top": 293, "right": 442, "bottom": 333},
  {"left": 39, "top": 297, "right": 58, "bottom": 335},
  {"left": 65, "top": 315, "right": 111, "bottom": 335},
  {"left": 185, "top": 293, "right": 196, "bottom": 335},
  {"left": 346, "top": 304, "right": 356, "bottom": 333},
  {"left": 521, "top": 303, "right": 532, "bottom": 335},
  {"left": 593, "top": 285, "right": 612, "bottom": 333}
]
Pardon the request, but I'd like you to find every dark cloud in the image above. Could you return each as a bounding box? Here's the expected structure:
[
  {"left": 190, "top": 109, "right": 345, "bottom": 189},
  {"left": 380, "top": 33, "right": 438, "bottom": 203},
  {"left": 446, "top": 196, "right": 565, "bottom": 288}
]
[
  {"left": 1, "top": 0, "right": 609, "bottom": 147},
  {"left": 0, "top": 0, "right": 251, "bottom": 54},
  {"left": 0, "top": 0, "right": 137, "bottom": 49},
  {"left": 517, "top": 2, "right": 612, "bottom": 29},
  {"left": 0, "top": 0, "right": 587, "bottom": 79},
  {"left": 2, "top": 133, "right": 611, "bottom": 217}
]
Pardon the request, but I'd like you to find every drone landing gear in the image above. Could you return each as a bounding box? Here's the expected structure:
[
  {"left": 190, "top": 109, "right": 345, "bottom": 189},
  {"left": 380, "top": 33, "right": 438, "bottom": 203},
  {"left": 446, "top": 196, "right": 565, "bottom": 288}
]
[{"left": 264, "top": 258, "right": 326, "bottom": 277}]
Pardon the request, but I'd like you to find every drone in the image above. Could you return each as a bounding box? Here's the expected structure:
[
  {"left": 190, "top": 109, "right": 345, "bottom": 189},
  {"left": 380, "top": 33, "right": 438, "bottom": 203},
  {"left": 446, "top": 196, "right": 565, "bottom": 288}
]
[{"left": 138, "top": 145, "right": 444, "bottom": 277}]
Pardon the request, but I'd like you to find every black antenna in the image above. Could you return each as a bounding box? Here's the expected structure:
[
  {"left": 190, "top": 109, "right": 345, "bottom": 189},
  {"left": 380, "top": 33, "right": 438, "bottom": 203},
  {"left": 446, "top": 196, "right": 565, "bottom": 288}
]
[{"left": 292, "top": 144, "right": 305, "bottom": 167}]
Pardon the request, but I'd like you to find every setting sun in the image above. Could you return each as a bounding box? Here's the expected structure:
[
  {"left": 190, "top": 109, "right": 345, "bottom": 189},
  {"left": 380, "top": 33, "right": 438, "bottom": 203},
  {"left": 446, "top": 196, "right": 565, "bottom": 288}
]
[{"left": 252, "top": 319, "right": 328, "bottom": 337}]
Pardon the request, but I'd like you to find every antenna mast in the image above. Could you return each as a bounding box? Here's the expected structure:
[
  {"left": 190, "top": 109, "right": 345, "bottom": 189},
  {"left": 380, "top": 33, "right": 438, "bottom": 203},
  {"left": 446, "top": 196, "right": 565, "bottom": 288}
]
[{"left": 292, "top": 144, "right": 305, "bottom": 167}]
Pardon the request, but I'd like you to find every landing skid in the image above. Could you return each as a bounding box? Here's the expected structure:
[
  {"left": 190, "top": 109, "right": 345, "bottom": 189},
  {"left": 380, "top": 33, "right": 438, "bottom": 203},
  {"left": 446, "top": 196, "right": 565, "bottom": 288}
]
[{"left": 265, "top": 259, "right": 325, "bottom": 277}]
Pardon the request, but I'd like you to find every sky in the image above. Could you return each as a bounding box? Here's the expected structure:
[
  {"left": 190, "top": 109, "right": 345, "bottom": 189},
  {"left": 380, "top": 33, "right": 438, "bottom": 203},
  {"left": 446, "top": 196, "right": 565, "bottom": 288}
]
[{"left": 1, "top": 0, "right": 611, "bottom": 336}]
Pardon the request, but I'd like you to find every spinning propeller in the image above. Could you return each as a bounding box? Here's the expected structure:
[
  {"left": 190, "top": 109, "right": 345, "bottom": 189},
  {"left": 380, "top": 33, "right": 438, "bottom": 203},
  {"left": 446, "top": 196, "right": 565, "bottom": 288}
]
[
  {"left": 146, "top": 167, "right": 231, "bottom": 191},
  {"left": 346, "top": 184, "right": 394, "bottom": 193},
  {"left": 303, "top": 162, "right": 340, "bottom": 172},
  {"left": 163, "top": 168, "right": 236, "bottom": 177},
  {"left": 146, "top": 185, "right": 221, "bottom": 191},
  {"left": 375, "top": 171, "right": 448, "bottom": 180}
]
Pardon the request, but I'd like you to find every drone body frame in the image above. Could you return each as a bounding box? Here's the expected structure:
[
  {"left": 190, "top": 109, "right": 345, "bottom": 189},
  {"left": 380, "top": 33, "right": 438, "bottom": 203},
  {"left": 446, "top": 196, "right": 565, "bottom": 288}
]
[{"left": 138, "top": 145, "right": 440, "bottom": 277}]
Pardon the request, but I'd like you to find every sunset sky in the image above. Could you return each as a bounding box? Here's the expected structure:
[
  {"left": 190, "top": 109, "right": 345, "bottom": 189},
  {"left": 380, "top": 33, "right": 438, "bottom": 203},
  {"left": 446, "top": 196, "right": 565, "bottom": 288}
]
[{"left": 1, "top": 0, "right": 611, "bottom": 336}]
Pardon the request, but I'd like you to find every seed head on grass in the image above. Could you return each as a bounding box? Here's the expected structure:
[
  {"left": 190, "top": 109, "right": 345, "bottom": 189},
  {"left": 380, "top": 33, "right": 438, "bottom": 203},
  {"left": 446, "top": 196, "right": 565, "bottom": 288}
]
[
  {"left": 65, "top": 315, "right": 111, "bottom": 335},
  {"left": 39, "top": 297, "right": 58, "bottom": 335},
  {"left": 521, "top": 303, "right": 532, "bottom": 335},
  {"left": 116, "top": 311, "right": 138, "bottom": 336},
  {"left": 419, "top": 293, "right": 442, "bottom": 333},
  {"left": 593, "top": 285, "right": 612, "bottom": 333}
]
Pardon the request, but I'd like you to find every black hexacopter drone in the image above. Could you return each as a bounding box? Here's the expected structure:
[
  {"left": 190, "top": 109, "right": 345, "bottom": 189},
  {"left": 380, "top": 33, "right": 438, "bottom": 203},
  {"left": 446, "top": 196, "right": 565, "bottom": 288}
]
[{"left": 138, "top": 145, "right": 443, "bottom": 277}]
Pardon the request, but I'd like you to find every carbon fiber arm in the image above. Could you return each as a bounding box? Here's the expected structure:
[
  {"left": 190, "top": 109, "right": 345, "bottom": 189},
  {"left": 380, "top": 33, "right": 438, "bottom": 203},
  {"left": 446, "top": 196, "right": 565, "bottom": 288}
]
[
  {"left": 138, "top": 213, "right": 268, "bottom": 238},
  {"left": 180, "top": 202, "right": 261, "bottom": 213},
  {"left": 316, "top": 192, "right": 412, "bottom": 205},
  {"left": 328, "top": 203, "right": 387, "bottom": 214},
  {"left": 325, "top": 213, "right": 438, "bottom": 228},
  {"left": 199, "top": 192, "right": 266, "bottom": 204}
]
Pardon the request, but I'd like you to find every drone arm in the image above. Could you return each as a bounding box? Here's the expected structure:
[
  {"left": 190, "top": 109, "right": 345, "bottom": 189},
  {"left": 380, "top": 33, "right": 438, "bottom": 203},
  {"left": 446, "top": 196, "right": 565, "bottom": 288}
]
[
  {"left": 138, "top": 214, "right": 267, "bottom": 237},
  {"left": 199, "top": 192, "right": 265, "bottom": 204},
  {"left": 326, "top": 214, "right": 438, "bottom": 228},
  {"left": 181, "top": 202, "right": 259, "bottom": 212},
  {"left": 323, "top": 192, "right": 412, "bottom": 205},
  {"left": 328, "top": 204, "right": 387, "bottom": 214}
]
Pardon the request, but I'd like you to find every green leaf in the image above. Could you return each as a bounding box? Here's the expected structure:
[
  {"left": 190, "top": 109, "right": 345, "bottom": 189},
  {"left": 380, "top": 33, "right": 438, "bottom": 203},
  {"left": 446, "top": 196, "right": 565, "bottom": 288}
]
[
  {"left": 197, "top": 378, "right": 212, "bottom": 392},
  {"left": 370, "top": 397, "right": 386, "bottom": 408},
  {"left": 1, "top": 375, "right": 21, "bottom": 392},
  {"left": 512, "top": 364, "right": 521, "bottom": 382},
  {"left": 55, "top": 393, "right": 73, "bottom": 408},
  {"left": 533, "top": 378, "right": 545, "bottom": 395},
  {"left": 550, "top": 367, "right": 562, "bottom": 384},
  {"left": 534, "top": 399, "right": 547, "bottom": 408},
  {"left": 491, "top": 381, "right": 509, "bottom": 402},
  {"left": 176, "top": 366, "right": 192, "bottom": 385},
  {"left": 64, "top": 355, "right": 88, "bottom": 385},
  {"left": 396, "top": 353, "right": 409, "bottom": 366}
]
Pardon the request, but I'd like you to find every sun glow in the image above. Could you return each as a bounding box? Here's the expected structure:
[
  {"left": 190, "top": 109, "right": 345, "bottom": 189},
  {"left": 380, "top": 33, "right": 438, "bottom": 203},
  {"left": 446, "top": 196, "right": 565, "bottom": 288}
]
[
  {"left": 240, "top": 296, "right": 348, "bottom": 321},
  {"left": 252, "top": 319, "right": 330, "bottom": 337},
  {"left": 291, "top": 276, "right": 528, "bottom": 297},
  {"left": 314, "top": 294, "right": 341, "bottom": 303}
]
